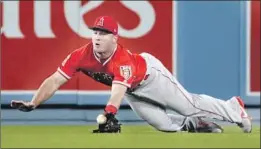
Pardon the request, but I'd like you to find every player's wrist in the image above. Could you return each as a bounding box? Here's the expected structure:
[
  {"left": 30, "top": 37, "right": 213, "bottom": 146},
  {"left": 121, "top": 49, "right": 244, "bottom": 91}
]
[
  {"left": 30, "top": 100, "right": 37, "bottom": 109},
  {"left": 104, "top": 104, "right": 118, "bottom": 115}
]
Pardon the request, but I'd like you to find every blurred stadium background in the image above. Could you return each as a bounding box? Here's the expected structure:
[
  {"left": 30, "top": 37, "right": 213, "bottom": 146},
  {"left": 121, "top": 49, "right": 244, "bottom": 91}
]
[{"left": 1, "top": 1, "right": 260, "bottom": 148}]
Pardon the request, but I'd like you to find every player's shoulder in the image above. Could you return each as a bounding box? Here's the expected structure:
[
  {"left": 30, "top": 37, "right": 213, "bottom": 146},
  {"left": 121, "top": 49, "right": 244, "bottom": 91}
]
[
  {"left": 117, "top": 43, "right": 130, "bottom": 51},
  {"left": 73, "top": 42, "right": 92, "bottom": 53},
  {"left": 70, "top": 42, "right": 92, "bottom": 57},
  {"left": 115, "top": 44, "right": 133, "bottom": 56},
  {"left": 113, "top": 44, "right": 136, "bottom": 65}
]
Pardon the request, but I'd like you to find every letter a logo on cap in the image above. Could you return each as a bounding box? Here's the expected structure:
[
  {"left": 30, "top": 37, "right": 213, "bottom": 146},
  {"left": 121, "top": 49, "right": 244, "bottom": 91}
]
[{"left": 97, "top": 17, "right": 104, "bottom": 26}]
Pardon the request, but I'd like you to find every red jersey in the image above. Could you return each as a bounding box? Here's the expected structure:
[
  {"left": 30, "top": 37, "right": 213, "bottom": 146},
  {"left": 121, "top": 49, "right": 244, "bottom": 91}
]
[{"left": 58, "top": 43, "right": 147, "bottom": 89}]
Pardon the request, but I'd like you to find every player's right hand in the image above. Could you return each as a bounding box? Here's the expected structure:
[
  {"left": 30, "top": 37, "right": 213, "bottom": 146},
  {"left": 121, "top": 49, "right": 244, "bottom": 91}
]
[{"left": 10, "top": 100, "right": 36, "bottom": 112}]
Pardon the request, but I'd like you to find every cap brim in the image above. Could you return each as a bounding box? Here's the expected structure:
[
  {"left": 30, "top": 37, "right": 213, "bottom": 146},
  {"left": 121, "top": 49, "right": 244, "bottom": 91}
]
[{"left": 89, "top": 27, "right": 113, "bottom": 34}]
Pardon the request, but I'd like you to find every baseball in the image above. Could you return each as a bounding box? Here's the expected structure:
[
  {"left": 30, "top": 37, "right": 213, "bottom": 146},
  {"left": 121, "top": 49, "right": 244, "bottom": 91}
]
[{"left": 96, "top": 114, "right": 107, "bottom": 124}]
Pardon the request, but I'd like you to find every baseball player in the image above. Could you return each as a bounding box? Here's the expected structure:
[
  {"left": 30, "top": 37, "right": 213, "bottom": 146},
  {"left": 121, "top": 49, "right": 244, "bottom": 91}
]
[{"left": 11, "top": 16, "right": 251, "bottom": 133}]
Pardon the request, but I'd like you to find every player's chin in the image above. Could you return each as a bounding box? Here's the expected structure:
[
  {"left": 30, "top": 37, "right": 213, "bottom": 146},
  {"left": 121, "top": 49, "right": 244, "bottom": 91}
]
[{"left": 93, "top": 48, "right": 104, "bottom": 53}]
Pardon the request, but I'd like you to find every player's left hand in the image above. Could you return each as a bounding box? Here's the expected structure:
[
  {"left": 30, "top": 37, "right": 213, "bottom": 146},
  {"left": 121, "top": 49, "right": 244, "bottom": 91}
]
[
  {"left": 93, "top": 113, "right": 121, "bottom": 133},
  {"left": 10, "top": 100, "right": 36, "bottom": 112}
]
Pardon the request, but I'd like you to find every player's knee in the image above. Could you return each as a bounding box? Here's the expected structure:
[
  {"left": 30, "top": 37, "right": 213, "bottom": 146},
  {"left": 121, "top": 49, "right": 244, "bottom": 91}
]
[{"left": 154, "top": 124, "right": 180, "bottom": 132}]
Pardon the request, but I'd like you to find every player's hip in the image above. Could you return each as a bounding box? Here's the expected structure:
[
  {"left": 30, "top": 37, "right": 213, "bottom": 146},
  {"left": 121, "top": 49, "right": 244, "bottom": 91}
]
[{"left": 126, "top": 68, "right": 178, "bottom": 105}]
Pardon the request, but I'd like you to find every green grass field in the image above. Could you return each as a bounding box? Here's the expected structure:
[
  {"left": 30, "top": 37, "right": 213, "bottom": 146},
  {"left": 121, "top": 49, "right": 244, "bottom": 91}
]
[{"left": 1, "top": 125, "right": 260, "bottom": 148}]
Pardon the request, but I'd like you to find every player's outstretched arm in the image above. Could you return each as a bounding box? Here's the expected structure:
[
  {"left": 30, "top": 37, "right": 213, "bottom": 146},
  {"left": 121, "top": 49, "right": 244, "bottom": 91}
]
[
  {"left": 92, "top": 83, "right": 126, "bottom": 133},
  {"left": 105, "top": 83, "right": 127, "bottom": 113},
  {"left": 31, "top": 71, "right": 68, "bottom": 107},
  {"left": 11, "top": 71, "right": 68, "bottom": 112}
]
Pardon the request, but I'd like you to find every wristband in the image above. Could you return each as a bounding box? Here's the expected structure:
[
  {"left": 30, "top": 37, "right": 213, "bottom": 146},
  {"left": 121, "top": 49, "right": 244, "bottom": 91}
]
[{"left": 104, "top": 104, "right": 118, "bottom": 115}]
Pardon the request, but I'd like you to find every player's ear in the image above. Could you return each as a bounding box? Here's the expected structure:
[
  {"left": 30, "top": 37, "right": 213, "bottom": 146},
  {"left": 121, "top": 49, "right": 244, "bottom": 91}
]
[{"left": 113, "top": 35, "right": 118, "bottom": 43}]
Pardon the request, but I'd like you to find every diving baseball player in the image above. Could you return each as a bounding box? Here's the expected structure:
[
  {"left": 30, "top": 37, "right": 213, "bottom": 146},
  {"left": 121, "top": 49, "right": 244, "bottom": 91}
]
[{"left": 11, "top": 16, "right": 251, "bottom": 133}]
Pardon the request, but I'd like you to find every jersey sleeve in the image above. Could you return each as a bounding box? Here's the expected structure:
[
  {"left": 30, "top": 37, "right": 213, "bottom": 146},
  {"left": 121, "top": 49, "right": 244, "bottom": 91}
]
[
  {"left": 57, "top": 49, "right": 82, "bottom": 80},
  {"left": 112, "top": 63, "right": 135, "bottom": 88}
]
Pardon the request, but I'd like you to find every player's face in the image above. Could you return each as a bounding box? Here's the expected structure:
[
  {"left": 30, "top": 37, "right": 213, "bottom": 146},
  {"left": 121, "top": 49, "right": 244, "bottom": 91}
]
[{"left": 92, "top": 30, "right": 116, "bottom": 53}]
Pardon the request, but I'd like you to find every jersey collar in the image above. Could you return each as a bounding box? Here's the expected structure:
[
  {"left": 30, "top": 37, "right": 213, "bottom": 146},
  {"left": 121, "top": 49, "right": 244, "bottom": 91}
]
[{"left": 93, "top": 44, "right": 118, "bottom": 66}]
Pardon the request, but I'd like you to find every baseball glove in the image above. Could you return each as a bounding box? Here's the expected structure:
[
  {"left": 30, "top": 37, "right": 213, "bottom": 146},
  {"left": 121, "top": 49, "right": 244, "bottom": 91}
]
[
  {"left": 93, "top": 113, "right": 121, "bottom": 133},
  {"left": 10, "top": 100, "right": 35, "bottom": 112}
]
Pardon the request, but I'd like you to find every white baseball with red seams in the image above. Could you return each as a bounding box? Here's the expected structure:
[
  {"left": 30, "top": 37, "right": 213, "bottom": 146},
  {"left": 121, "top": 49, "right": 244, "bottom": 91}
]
[{"left": 96, "top": 114, "right": 107, "bottom": 124}]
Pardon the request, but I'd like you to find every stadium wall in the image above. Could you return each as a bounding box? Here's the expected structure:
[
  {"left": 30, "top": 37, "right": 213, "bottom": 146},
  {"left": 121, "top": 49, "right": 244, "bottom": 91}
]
[{"left": 1, "top": 1, "right": 260, "bottom": 111}]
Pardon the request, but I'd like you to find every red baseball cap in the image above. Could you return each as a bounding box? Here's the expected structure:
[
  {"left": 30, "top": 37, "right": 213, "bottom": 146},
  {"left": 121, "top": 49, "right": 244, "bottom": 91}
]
[{"left": 89, "top": 16, "right": 118, "bottom": 35}]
